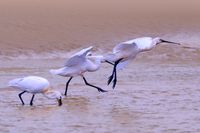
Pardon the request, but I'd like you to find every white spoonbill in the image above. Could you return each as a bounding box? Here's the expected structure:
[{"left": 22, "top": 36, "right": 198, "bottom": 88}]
[
  {"left": 105, "top": 37, "right": 181, "bottom": 89},
  {"left": 8, "top": 76, "right": 62, "bottom": 106},
  {"left": 50, "top": 46, "right": 107, "bottom": 96}
]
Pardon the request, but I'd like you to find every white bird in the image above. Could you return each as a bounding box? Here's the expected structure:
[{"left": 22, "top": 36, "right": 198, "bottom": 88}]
[
  {"left": 50, "top": 46, "right": 107, "bottom": 96},
  {"left": 8, "top": 76, "right": 62, "bottom": 106},
  {"left": 105, "top": 37, "right": 181, "bottom": 89}
]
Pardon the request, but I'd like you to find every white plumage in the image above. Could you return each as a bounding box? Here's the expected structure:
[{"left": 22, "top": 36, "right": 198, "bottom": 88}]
[
  {"left": 9, "top": 76, "right": 50, "bottom": 93},
  {"left": 8, "top": 76, "right": 62, "bottom": 106},
  {"left": 50, "top": 46, "right": 107, "bottom": 96},
  {"left": 105, "top": 37, "right": 180, "bottom": 89}
]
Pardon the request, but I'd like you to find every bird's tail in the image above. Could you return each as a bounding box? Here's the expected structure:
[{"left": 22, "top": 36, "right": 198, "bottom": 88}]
[
  {"left": 50, "top": 67, "right": 68, "bottom": 77},
  {"left": 49, "top": 69, "right": 59, "bottom": 75},
  {"left": 8, "top": 78, "right": 23, "bottom": 87}
]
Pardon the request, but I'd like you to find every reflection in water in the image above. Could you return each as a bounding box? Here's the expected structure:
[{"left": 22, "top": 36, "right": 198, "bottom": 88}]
[
  {"left": 64, "top": 96, "right": 90, "bottom": 113},
  {"left": 110, "top": 105, "right": 140, "bottom": 125}
]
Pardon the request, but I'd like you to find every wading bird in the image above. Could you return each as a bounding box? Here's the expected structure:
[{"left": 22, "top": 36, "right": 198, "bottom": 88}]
[
  {"left": 50, "top": 46, "right": 107, "bottom": 96},
  {"left": 105, "top": 37, "right": 181, "bottom": 89},
  {"left": 8, "top": 76, "right": 62, "bottom": 106}
]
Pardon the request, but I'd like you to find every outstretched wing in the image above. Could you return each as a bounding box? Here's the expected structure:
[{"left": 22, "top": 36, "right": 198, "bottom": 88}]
[
  {"left": 113, "top": 43, "right": 137, "bottom": 54},
  {"left": 64, "top": 46, "right": 93, "bottom": 67},
  {"left": 64, "top": 55, "right": 85, "bottom": 67},
  {"left": 70, "top": 46, "right": 93, "bottom": 57}
]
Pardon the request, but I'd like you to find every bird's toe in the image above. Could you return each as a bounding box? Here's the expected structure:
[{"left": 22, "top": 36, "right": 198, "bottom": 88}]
[
  {"left": 107, "top": 75, "right": 113, "bottom": 85},
  {"left": 98, "top": 88, "right": 107, "bottom": 93}
]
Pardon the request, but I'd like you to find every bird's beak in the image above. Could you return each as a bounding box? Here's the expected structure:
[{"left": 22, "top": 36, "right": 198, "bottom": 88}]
[
  {"left": 160, "top": 39, "right": 181, "bottom": 45},
  {"left": 57, "top": 98, "right": 62, "bottom": 106}
]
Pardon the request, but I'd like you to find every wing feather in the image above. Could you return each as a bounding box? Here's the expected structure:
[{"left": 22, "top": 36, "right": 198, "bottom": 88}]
[
  {"left": 64, "top": 55, "right": 85, "bottom": 67},
  {"left": 70, "top": 46, "right": 93, "bottom": 57},
  {"left": 64, "top": 46, "right": 93, "bottom": 67},
  {"left": 113, "top": 43, "right": 137, "bottom": 53}
]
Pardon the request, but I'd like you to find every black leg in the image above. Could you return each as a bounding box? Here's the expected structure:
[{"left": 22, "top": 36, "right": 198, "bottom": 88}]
[
  {"left": 112, "top": 66, "right": 117, "bottom": 89},
  {"left": 30, "top": 94, "right": 35, "bottom": 106},
  {"left": 105, "top": 60, "right": 114, "bottom": 65},
  {"left": 108, "top": 58, "right": 123, "bottom": 85},
  {"left": 107, "top": 67, "right": 115, "bottom": 85},
  {"left": 65, "top": 77, "right": 73, "bottom": 96},
  {"left": 18, "top": 91, "right": 26, "bottom": 105},
  {"left": 82, "top": 76, "right": 107, "bottom": 92},
  {"left": 112, "top": 58, "right": 124, "bottom": 89},
  {"left": 107, "top": 60, "right": 117, "bottom": 85}
]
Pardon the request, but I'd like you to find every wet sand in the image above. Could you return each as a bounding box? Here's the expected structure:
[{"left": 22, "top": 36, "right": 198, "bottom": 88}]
[
  {"left": 1, "top": 0, "right": 200, "bottom": 133},
  {"left": 0, "top": 57, "right": 200, "bottom": 133}
]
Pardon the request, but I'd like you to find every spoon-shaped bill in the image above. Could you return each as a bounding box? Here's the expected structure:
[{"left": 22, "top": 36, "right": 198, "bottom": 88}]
[
  {"left": 57, "top": 98, "right": 62, "bottom": 106},
  {"left": 160, "top": 39, "right": 181, "bottom": 45}
]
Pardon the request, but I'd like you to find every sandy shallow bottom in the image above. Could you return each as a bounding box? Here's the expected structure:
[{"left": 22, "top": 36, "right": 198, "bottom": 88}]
[
  {"left": 0, "top": 0, "right": 200, "bottom": 132},
  {"left": 0, "top": 58, "right": 200, "bottom": 133}
]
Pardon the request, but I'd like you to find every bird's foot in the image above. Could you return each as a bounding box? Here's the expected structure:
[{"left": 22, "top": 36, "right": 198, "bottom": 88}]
[
  {"left": 98, "top": 88, "right": 108, "bottom": 93},
  {"left": 64, "top": 89, "right": 68, "bottom": 96},
  {"left": 107, "top": 75, "right": 114, "bottom": 85},
  {"left": 112, "top": 79, "right": 117, "bottom": 89}
]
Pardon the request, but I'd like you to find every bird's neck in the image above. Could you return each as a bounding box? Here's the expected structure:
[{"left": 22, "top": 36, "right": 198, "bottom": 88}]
[
  {"left": 138, "top": 38, "right": 157, "bottom": 52},
  {"left": 42, "top": 87, "right": 50, "bottom": 93},
  {"left": 42, "top": 88, "right": 54, "bottom": 99},
  {"left": 87, "top": 58, "right": 101, "bottom": 71}
]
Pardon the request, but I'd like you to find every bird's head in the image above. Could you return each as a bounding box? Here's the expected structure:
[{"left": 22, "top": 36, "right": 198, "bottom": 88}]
[
  {"left": 87, "top": 54, "right": 105, "bottom": 63},
  {"left": 86, "top": 51, "right": 92, "bottom": 56},
  {"left": 43, "top": 90, "right": 63, "bottom": 106},
  {"left": 154, "top": 37, "right": 181, "bottom": 45}
]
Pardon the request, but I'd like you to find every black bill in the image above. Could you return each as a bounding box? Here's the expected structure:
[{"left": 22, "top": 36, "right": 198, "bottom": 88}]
[
  {"left": 57, "top": 98, "right": 62, "bottom": 106},
  {"left": 160, "top": 39, "right": 181, "bottom": 45}
]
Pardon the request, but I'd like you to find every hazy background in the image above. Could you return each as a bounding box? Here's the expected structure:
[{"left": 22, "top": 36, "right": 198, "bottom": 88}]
[{"left": 0, "top": 0, "right": 200, "bottom": 54}]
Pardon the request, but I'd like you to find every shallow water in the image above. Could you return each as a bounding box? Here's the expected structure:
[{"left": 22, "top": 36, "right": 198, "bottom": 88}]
[
  {"left": 0, "top": 58, "right": 200, "bottom": 133},
  {"left": 1, "top": 0, "right": 200, "bottom": 132}
]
